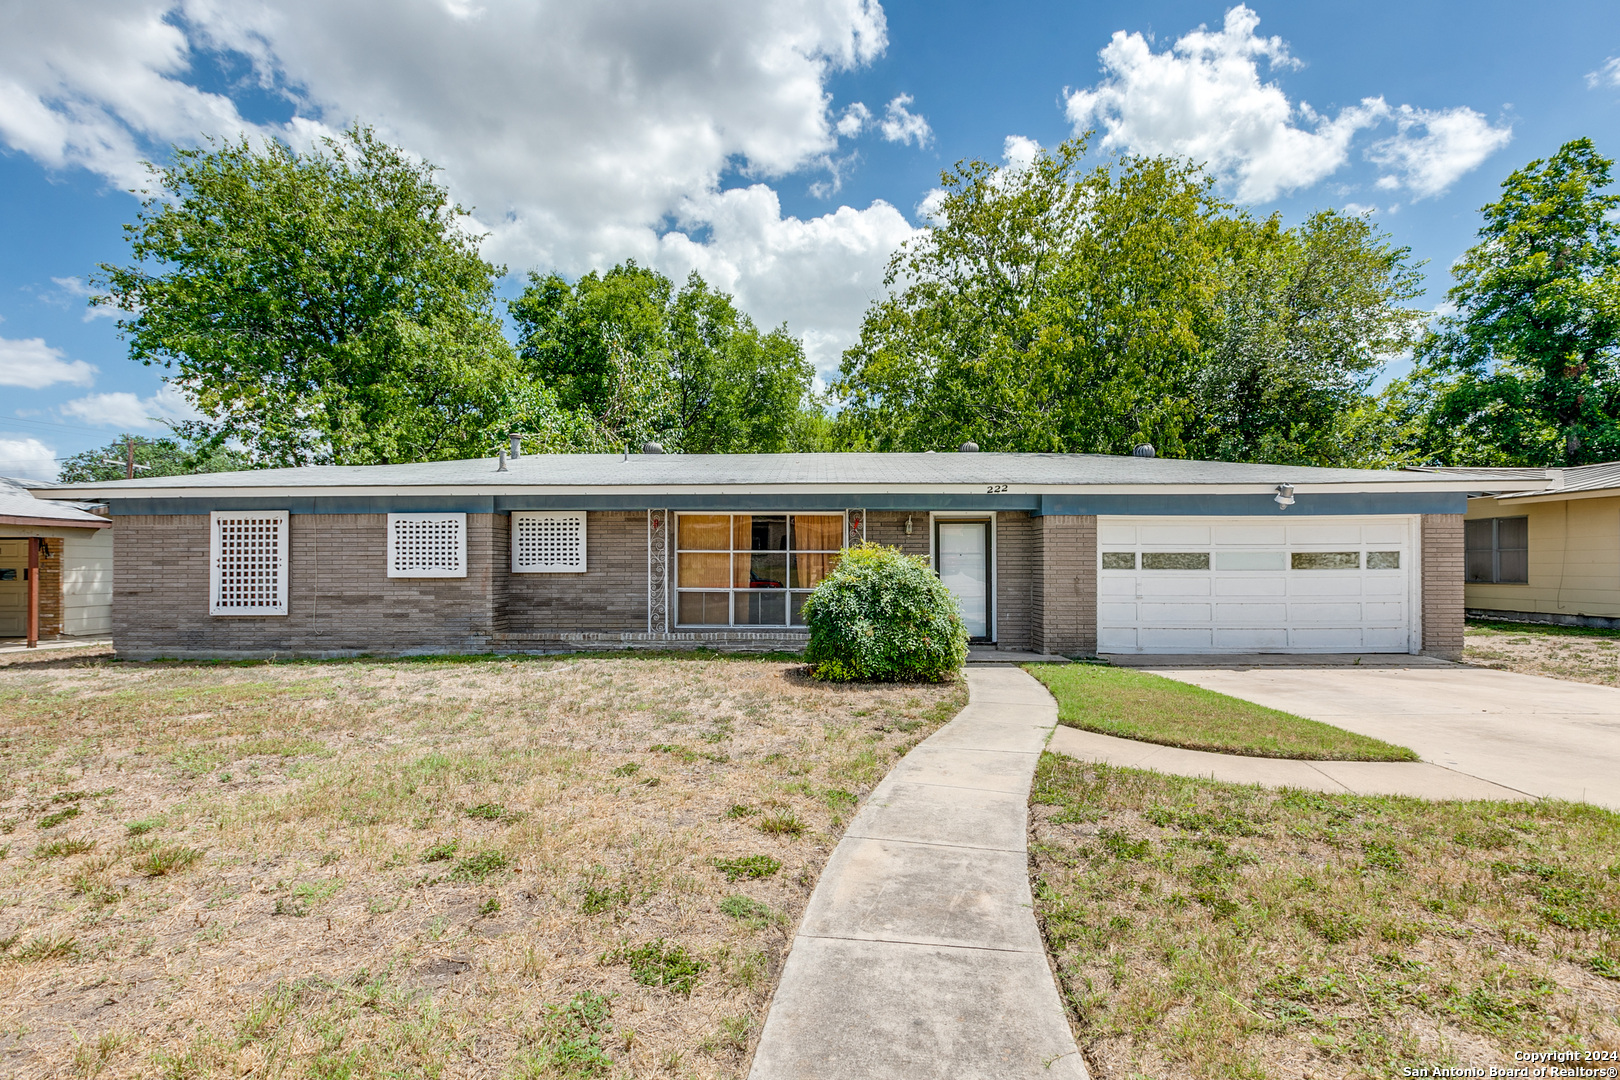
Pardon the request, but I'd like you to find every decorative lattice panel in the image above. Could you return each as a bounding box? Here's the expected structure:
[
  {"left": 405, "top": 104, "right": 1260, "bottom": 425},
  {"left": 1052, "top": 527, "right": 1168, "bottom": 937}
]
[
  {"left": 512, "top": 511, "right": 587, "bottom": 573},
  {"left": 387, "top": 514, "right": 467, "bottom": 578},
  {"left": 648, "top": 509, "right": 668, "bottom": 632},
  {"left": 846, "top": 509, "right": 866, "bottom": 547},
  {"left": 210, "top": 511, "right": 289, "bottom": 616}
]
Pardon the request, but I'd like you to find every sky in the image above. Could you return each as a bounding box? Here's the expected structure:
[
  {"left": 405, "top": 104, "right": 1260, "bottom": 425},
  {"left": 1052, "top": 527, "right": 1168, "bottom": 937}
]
[{"left": 1, "top": 0, "right": 1617, "bottom": 480}]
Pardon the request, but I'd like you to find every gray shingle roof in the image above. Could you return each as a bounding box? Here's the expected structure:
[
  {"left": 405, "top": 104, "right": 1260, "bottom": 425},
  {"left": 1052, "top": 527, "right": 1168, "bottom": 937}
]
[
  {"left": 1419, "top": 461, "right": 1620, "bottom": 497},
  {"left": 0, "top": 477, "right": 110, "bottom": 526},
  {"left": 41, "top": 452, "right": 1534, "bottom": 496}
]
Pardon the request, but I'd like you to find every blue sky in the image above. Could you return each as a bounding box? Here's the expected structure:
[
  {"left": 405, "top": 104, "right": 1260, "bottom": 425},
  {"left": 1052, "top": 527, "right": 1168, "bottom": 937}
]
[{"left": 1, "top": 0, "right": 1616, "bottom": 478}]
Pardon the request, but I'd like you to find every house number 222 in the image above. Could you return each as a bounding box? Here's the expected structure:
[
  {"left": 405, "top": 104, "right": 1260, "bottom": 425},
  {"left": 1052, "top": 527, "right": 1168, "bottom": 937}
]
[{"left": 985, "top": 484, "right": 1008, "bottom": 494}]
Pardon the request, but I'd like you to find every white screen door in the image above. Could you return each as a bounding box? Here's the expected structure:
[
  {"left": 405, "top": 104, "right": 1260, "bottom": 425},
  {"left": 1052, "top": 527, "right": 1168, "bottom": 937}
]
[{"left": 937, "top": 521, "right": 990, "bottom": 640}]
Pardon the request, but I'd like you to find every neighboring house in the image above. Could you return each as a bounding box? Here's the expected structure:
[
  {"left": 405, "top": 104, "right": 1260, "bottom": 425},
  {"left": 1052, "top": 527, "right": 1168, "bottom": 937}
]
[
  {"left": 44, "top": 450, "right": 1544, "bottom": 661},
  {"left": 1, "top": 477, "right": 114, "bottom": 643},
  {"left": 1448, "top": 461, "right": 1620, "bottom": 630}
]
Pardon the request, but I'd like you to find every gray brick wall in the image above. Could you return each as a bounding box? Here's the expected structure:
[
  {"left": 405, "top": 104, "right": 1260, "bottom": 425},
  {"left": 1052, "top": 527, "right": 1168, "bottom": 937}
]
[
  {"left": 1033, "top": 515, "right": 1097, "bottom": 657},
  {"left": 1422, "top": 513, "right": 1465, "bottom": 658},
  {"left": 864, "top": 511, "right": 930, "bottom": 558},
  {"left": 113, "top": 513, "right": 504, "bottom": 658},
  {"left": 995, "top": 512, "right": 1035, "bottom": 650},
  {"left": 506, "top": 511, "right": 648, "bottom": 634}
]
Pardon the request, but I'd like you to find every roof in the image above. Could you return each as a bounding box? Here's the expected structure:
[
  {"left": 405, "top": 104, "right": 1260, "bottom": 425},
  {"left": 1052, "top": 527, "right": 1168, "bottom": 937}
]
[
  {"left": 38, "top": 452, "right": 1550, "bottom": 499},
  {"left": 0, "top": 477, "right": 110, "bottom": 528},
  {"left": 1420, "top": 460, "right": 1620, "bottom": 501}
]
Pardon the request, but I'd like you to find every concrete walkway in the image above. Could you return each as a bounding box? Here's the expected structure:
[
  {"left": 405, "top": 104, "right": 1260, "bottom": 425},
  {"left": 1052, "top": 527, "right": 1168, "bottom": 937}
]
[
  {"left": 1049, "top": 725, "right": 1525, "bottom": 800},
  {"left": 1149, "top": 665, "right": 1620, "bottom": 810},
  {"left": 0, "top": 638, "right": 110, "bottom": 656},
  {"left": 748, "top": 668, "right": 1086, "bottom": 1080}
]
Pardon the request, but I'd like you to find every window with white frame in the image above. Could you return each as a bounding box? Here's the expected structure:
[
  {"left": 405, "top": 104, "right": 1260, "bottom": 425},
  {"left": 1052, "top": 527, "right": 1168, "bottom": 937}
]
[
  {"left": 210, "top": 511, "right": 289, "bottom": 615},
  {"left": 512, "top": 511, "right": 587, "bottom": 573},
  {"left": 387, "top": 513, "right": 467, "bottom": 578},
  {"left": 675, "top": 513, "right": 843, "bottom": 627}
]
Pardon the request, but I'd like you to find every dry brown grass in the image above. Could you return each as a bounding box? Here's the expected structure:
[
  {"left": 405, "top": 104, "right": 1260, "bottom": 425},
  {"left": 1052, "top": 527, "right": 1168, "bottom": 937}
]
[
  {"left": 1030, "top": 755, "right": 1620, "bottom": 1080},
  {"left": 0, "top": 652, "right": 965, "bottom": 1078},
  {"left": 1463, "top": 620, "right": 1620, "bottom": 687}
]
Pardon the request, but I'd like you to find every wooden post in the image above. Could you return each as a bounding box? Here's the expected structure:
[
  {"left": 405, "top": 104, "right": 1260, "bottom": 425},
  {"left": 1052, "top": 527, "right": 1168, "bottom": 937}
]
[
  {"left": 126, "top": 436, "right": 135, "bottom": 481},
  {"left": 26, "top": 537, "right": 39, "bottom": 649}
]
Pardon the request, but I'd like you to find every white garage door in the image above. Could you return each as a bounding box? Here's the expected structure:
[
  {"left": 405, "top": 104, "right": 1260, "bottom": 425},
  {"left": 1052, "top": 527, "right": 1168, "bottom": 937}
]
[{"left": 1097, "top": 516, "right": 1417, "bottom": 654}]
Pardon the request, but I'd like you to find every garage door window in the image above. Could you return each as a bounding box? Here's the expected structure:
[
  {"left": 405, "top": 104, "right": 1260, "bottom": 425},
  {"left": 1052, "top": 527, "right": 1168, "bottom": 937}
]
[
  {"left": 1367, "top": 551, "right": 1401, "bottom": 570},
  {"left": 1142, "top": 552, "right": 1209, "bottom": 570},
  {"left": 1292, "top": 551, "right": 1360, "bottom": 570},
  {"left": 1101, "top": 552, "right": 1137, "bottom": 569},
  {"left": 1465, "top": 518, "right": 1528, "bottom": 583}
]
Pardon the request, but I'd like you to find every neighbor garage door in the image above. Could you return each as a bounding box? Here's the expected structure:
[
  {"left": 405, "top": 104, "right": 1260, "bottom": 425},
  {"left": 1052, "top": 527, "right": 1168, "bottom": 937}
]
[{"left": 1097, "top": 516, "right": 1417, "bottom": 654}]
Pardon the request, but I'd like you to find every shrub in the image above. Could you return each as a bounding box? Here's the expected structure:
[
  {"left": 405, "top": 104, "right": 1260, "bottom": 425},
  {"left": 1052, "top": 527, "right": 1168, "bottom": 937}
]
[{"left": 801, "top": 542, "right": 968, "bottom": 682}]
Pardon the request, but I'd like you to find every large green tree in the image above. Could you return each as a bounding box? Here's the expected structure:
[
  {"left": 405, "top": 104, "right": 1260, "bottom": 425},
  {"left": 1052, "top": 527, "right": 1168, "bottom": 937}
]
[
  {"left": 511, "top": 263, "right": 818, "bottom": 453},
  {"left": 57, "top": 435, "right": 249, "bottom": 483},
  {"left": 1407, "top": 138, "right": 1620, "bottom": 466},
  {"left": 93, "top": 125, "right": 520, "bottom": 466},
  {"left": 835, "top": 138, "right": 1426, "bottom": 463}
]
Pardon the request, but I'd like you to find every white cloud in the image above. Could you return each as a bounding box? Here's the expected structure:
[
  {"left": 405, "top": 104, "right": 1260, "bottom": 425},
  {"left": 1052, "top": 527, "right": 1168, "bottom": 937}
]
[
  {"left": 1368, "top": 105, "right": 1513, "bottom": 199},
  {"left": 1064, "top": 5, "right": 1507, "bottom": 203},
  {"left": 0, "top": 0, "right": 906, "bottom": 381},
  {"left": 59, "top": 384, "right": 202, "bottom": 431},
  {"left": 48, "top": 276, "right": 118, "bottom": 321},
  {"left": 1002, "top": 135, "right": 1041, "bottom": 171},
  {"left": 0, "top": 437, "right": 58, "bottom": 482},
  {"left": 1587, "top": 57, "right": 1620, "bottom": 89},
  {"left": 879, "top": 93, "right": 932, "bottom": 147},
  {"left": 836, "top": 102, "right": 872, "bottom": 137},
  {"left": 0, "top": 336, "right": 98, "bottom": 389}
]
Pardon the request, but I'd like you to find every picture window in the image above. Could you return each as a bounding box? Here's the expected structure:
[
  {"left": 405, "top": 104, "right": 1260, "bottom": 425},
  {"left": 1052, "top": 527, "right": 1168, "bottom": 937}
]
[{"left": 675, "top": 513, "right": 843, "bottom": 627}]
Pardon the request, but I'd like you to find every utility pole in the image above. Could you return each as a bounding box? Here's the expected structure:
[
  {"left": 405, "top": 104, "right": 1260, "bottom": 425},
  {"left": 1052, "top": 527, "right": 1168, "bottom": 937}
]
[{"left": 126, "top": 435, "right": 135, "bottom": 480}]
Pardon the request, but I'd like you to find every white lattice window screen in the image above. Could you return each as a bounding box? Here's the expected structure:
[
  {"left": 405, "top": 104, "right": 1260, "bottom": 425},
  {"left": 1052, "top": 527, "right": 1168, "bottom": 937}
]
[
  {"left": 210, "top": 511, "right": 289, "bottom": 616},
  {"left": 387, "top": 514, "right": 467, "bottom": 578},
  {"left": 512, "top": 511, "right": 587, "bottom": 573}
]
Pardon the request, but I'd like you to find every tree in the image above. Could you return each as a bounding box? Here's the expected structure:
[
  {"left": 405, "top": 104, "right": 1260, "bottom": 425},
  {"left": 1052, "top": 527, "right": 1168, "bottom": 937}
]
[
  {"left": 57, "top": 435, "right": 249, "bottom": 483},
  {"left": 834, "top": 138, "right": 1427, "bottom": 463},
  {"left": 1407, "top": 138, "right": 1620, "bottom": 466},
  {"left": 510, "top": 264, "right": 818, "bottom": 453},
  {"left": 93, "top": 125, "right": 517, "bottom": 467}
]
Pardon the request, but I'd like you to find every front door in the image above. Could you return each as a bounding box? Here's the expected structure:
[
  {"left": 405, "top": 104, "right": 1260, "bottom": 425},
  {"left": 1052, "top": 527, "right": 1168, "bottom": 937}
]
[
  {"left": 936, "top": 520, "right": 990, "bottom": 641},
  {"left": 0, "top": 540, "right": 25, "bottom": 638}
]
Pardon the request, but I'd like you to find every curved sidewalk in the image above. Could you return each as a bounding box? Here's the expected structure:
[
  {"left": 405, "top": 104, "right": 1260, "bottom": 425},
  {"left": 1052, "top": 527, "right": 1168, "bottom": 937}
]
[
  {"left": 1049, "top": 725, "right": 1527, "bottom": 800},
  {"left": 748, "top": 667, "right": 1087, "bottom": 1080}
]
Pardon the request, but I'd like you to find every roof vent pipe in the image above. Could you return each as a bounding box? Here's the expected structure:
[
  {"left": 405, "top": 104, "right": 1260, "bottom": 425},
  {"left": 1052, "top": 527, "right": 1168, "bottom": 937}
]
[
  {"left": 509, "top": 434, "right": 522, "bottom": 458},
  {"left": 959, "top": 441, "right": 979, "bottom": 452},
  {"left": 641, "top": 441, "right": 664, "bottom": 455},
  {"left": 1131, "top": 444, "right": 1156, "bottom": 458},
  {"left": 496, "top": 449, "right": 508, "bottom": 472}
]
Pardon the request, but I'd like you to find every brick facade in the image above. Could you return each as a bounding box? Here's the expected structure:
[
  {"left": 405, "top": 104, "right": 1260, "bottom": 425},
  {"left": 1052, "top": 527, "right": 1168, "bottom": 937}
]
[
  {"left": 505, "top": 511, "right": 648, "bottom": 635},
  {"left": 1421, "top": 513, "right": 1465, "bottom": 659},
  {"left": 1032, "top": 515, "right": 1098, "bottom": 657},
  {"left": 994, "top": 512, "right": 1036, "bottom": 650},
  {"left": 37, "top": 541, "right": 62, "bottom": 638}
]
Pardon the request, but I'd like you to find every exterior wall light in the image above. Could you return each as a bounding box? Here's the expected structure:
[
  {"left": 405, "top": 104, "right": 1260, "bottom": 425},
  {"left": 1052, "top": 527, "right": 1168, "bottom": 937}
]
[
  {"left": 1274, "top": 483, "right": 1295, "bottom": 509},
  {"left": 904, "top": 515, "right": 913, "bottom": 535}
]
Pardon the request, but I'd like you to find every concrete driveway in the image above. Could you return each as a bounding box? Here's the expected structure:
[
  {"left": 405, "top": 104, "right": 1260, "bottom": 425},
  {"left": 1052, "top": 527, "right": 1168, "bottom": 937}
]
[{"left": 1141, "top": 663, "right": 1620, "bottom": 810}]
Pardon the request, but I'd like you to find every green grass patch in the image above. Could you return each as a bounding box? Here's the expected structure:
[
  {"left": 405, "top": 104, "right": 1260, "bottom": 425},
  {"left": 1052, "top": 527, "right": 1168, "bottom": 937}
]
[
  {"left": 448, "top": 849, "right": 508, "bottom": 882},
  {"left": 1468, "top": 618, "right": 1620, "bottom": 640},
  {"left": 711, "top": 855, "right": 781, "bottom": 882},
  {"left": 34, "top": 837, "right": 95, "bottom": 858},
  {"left": 719, "top": 894, "right": 783, "bottom": 930},
  {"left": 133, "top": 844, "right": 203, "bottom": 877},
  {"left": 1029, "top": 754, "right": 1620, "bottom": 1078},
  {"left": 602, "top": 939, "right": 707, "bottom": 995},
  {"left": 37, "top": 804, "right": 81, "bottom": 829},
  {"left": 1028, "top": 663, "right": 1417, "bottom": 761}
]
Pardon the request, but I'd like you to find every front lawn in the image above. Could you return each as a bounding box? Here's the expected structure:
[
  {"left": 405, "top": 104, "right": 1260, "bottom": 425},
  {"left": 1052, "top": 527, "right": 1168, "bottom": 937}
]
[
  {"left": 1030, "top": 754, "right": 1620, "bottom": 1079},
  {"left": 0, "top": 653, "right": 964, "bottom": 1079},
  {"left": 1465, "top": 619, "right": 1620, "bottom": 687},
  {"left": 1028, "top": 663, "right": 1417, "bottom": 761}
]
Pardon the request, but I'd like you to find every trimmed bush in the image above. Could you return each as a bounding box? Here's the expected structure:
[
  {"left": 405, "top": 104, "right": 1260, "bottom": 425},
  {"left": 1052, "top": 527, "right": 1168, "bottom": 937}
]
[{"left": 801, "top": 542, "right": 968, "bottom": 682}]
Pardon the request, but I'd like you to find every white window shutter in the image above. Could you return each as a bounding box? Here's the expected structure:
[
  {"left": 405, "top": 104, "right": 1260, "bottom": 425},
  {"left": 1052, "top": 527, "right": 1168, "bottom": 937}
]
[
  {"left": 512, "top": 511, "right": 587, "bottom": 573},
  {"left": 210, "top": 510, "right": 289, "bottom": 616},
  {"left": 387, "top": 513, "right": 468, "bottom": 578}
]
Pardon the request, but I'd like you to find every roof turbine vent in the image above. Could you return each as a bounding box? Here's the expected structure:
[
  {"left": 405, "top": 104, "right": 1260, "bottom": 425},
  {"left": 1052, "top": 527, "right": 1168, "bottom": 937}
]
[
  {"left": 959, "top": 441, "right": 979, "bottom": 453},
  {"left": 1131, "top": 444, "right": 1156, "bottom": 458},
  {"left": 641, "top": 441, "right": 664, "bottom": 455}
]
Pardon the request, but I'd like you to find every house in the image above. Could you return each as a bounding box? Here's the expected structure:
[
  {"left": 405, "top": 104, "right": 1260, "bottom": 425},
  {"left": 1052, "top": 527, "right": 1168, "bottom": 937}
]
[
  {"left": 43, "top": 449, "right": 1545, "bottom": 661},
  {"left": 1, "top": 477, "right": 115, "bottom": 644},
  {"left": 1450, "top": 461, "right": 1620, "bottom": 630}
]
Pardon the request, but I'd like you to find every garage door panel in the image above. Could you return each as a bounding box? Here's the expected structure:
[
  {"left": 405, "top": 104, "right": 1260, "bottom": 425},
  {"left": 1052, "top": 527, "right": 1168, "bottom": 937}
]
[
  {"left": 1214, "top": 627, "right": 1289, "bottom": 648},
  {"left": 1213, "top": 602, "right": 1287, "bottom": 623},
  {"left": 1212, "top": 525, "right": 1286, "bottom": 545},
  {"left": 1290, "top": 603, "right": 1365, "bottom": 623},
  {"left": 1141, "top": 603, "right": 1212, "bottom": 622},
  {"left": 1139, "top": 577, "right": 1211, "bottom": 596},
  {"left": 1290, "top": 628, "right": 1366, "bottom": 649},
  {"left": 1140, "top": 627, "right": 1213, "bottom": 649},
  {"left": 1096, "top": 515, "right": 1413, "bottom": 655},
  {"left": 1214, "top": 577, "right": 1286, "bottom": 596}
]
